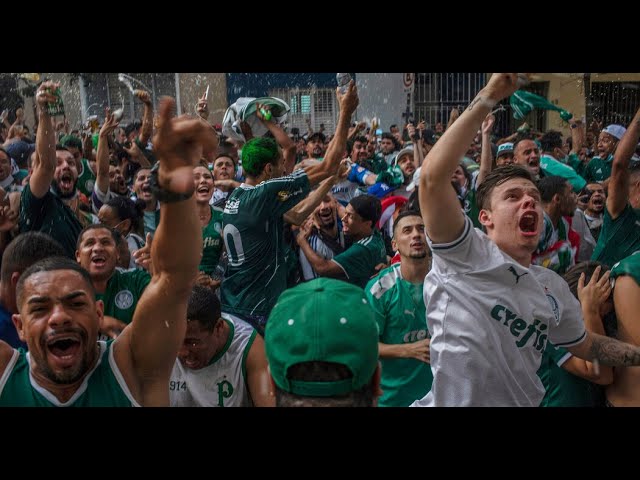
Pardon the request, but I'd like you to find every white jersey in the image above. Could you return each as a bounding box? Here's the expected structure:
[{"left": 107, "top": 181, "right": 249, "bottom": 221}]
[
  {"left": 299, "top": 230, "right": 345, "bottom": 281},
  {"left": 170, "top": 317, "right": 257, "bottom": 407},
  {"left": 331, "top": 179, "right": 361, "bottom": 205},
  {"left": 412, "top": 216, "right": 586, "bottom": 407}
]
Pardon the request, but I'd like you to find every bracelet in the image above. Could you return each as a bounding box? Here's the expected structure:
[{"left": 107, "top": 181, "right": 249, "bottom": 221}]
[{"left": 149, "top": 163, "right": 194, "bottom": 203}]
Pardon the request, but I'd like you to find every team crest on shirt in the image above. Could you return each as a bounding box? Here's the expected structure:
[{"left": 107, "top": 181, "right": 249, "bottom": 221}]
[
  {"left": 85, "top": 179, "right": 94, "bottom": 192},
  {"left": 115, "top": 289, "right": 134, "bottom": 310},
  {"left": 224, "top": 198, "right": 240, "bottom": 214},
  {"left": 545, "top": 293, "right": 560, "bottom": 322},
  {"left": 213, "top": 222, "right": 222, "bottom": 234}
]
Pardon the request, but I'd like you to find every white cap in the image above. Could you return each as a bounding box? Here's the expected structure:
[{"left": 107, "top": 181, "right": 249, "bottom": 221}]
[{"left": 602, "top": 124, "right": 626, "bottom": 141}]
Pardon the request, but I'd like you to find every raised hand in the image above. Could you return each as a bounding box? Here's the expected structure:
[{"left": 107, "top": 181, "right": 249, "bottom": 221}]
[
  {"left": 132, "top": 233, "right": 154, "bottom": 272},
  {"left": 336, "top": 80, "right": 359, "bottom": 116},
  {"left": 578, "top": 266, "right": 612, "bottom": 314},
  {"left": 35, "top": 81, "right": 60, "bottom": 113},
  {"left": 134, "top": 89, "right": 152, "bottom": 105},
  {"left": 256, "top": 102, "right": 272, "bottom": 122},
  {"left": 482, "top": 113, "right": 496, "bottom": 135},
  {"left": 99, "top": 108, "right": 120, "bottom": 138},
  {"left": 152, "top": 97, "right": 219, "bottom": 195},
  {"left": 482, "top": 73, "right": 523, "bottom": 103},
  {"left": 196, "top": 93, "right": 209, "bottom": 120}
]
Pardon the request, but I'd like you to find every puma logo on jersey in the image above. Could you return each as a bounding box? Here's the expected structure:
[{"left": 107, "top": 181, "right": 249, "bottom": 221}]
[
  {"left": 404, "top": 309, "right": 415, "bottom": 318},
  {"left": 595, "top": 168, "right": 602, "bottom": 174},
  {"left": 508, "top": 266, "right": 529, "bottom": 284}
]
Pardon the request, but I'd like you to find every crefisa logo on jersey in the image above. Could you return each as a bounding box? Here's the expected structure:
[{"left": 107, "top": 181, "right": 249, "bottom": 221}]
[
  {"left": 546, "top": 293, "right": 560, "bottom": 323},
  {"left": 115, "top": 290, "right": 134, "bottom": 310}
]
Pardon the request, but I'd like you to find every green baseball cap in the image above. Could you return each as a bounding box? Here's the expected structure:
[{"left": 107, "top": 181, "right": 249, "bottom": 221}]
[{"left": 266, "top": 278, "right": 379, "bottom": 397}]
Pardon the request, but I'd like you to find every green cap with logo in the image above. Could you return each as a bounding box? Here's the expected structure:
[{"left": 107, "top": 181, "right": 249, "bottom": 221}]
[{"left": 266, "top": 278, "right": 379, "bottom": 397}]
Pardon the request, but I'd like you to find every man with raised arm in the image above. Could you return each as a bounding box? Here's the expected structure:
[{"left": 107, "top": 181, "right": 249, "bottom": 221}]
[
  {"left": 220, "top": 81, "right": 358, "bottom": 335},
  {"left": 590, "top": 103, "right": 640, "bottom": 267},
  {"left": 0, "top": 97, "right": 218, "bottom": 406},
  {"left": 413, "top": 73, "right": 640, "bottom": 407}
]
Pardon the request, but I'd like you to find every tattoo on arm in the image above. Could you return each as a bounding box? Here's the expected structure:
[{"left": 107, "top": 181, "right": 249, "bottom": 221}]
[
  {"left": 589, "top": 333, "right": 640, "bottom": 366},
  {"left": 467, "top": 97, "right": 481, "bottom": 112}
]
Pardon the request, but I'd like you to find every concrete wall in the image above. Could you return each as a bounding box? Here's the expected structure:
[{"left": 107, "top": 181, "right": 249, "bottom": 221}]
[
  {"left": 356, "top": 73, "right": 408, "bottom": 131},
  {"left": 532, "top": 73, "right": 640, "bottom": 137},
  {"left": 177, "top": 73, "right": 227, "bottom": 124}
]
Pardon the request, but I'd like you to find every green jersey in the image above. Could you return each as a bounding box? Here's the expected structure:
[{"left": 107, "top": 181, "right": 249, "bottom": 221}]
[
  {"left": 97, "top": 269, "right": 151, "bottom": 325},
  {"left": 0, "top": 341, "right": 138, "bottom": 406},
  {"left": 567, "top": 152, "right": 587, "bottom": 178},
  {"left": 611, "top": 250, "right": 640, "bottom": 286},
  {"left": 364, "top": 154, "right": 388, "bottom": 174},
  {"left": 540, "top": 154, "right": 586, "bottom": 193},
  {"left": 221, "top": 170, "right": 311, "bottom": 317},
  {"left": 332, "top": 230, "right": 387, "bottom": 289},
  {"left": 77, "top": 158, "right": 96, "bottom": 197},
  {"left": 143, "top": 209, "right": 160, "bottom": 236},
  {"left": 584, "top": 154, "right": 613, "bottom": 183},
  {"left": 462, "top": 172, "right": 481, "bottom": 229},
  {"left": 538, "top": 342, "right": 599, "bottom": 407},
  {"left": 591, "top": 204, "right": 640, "bottom": 267},
  {"left": 365, "top": 264, "right": 433, "bottom": 407},
  {"left": 19, "top": 183, "right": 84, "bottom": 258},
  {"left": 199, "top": 206, "right": 224, "bottom": 276}
]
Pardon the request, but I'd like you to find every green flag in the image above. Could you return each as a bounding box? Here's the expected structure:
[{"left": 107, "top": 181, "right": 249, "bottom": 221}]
[{"left": 510, "top": 90, "right": 573, "bottom": 122}]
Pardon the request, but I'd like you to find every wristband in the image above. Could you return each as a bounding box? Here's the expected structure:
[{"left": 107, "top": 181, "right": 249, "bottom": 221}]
[{"left": 149, "top": 163, "right": 194, "bottom": 203}]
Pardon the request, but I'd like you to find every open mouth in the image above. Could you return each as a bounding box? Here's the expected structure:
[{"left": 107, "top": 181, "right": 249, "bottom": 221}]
[
  {"left": 59, "top": 173, "right": 74, "bottom": 190},
  {"left": 91, "top": 255, "right": 107, "bottom": 268},
  {"left": 46, "top": 335, "right": 81, "bottom": 366},
  {"left": 519, "top": 211, "right": 539, "bottom": 237},
  {"left": 592, "top": 197, "right": 604, "bottom": 207},
  {"left": 197, "top": 185, "right": 210, "bottom": 195}
]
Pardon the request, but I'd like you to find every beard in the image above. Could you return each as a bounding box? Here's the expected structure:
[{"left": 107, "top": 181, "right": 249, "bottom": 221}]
[{"left": 409, "top": 250, "right": 428, "bottom": 259}]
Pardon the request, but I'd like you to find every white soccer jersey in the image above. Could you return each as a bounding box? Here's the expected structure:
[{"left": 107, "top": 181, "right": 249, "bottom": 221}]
[
  {"left": 170, "top": 317, "right": 257, "bottom": 407},
  {"left": 412, "top": 216, "right": 586, "bottom": 407}
]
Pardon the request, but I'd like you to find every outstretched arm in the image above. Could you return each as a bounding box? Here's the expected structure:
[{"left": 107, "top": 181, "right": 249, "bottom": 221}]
[
  {"left": 419, "top": 73, "right": 520, "bottom": 243},
  {"left": 115, "top": 97, "right": 219, "bottom": 406},
  {"left": 477, "top": 113, "right": 495, "bottom": 187},
  {"left": 255, "top": 104, "right": 296, "bottom": 175},
  {"left": 95, "top": 108, "right": 119, "bottom": 195},
  {"left": 607, "top": 104, "right": 640, "bottom": 219},
  {"left": 284, "top": 160, "right": 347, "bottom": 226},
  {"left": 29, "top": 82, "right": 59, "bottom": 199},
  {"left": 303, "top": 81, "right": 359, "bottom": 186},
  {"left": 136, "top": 90, "right": 154, "bottom": 146}
]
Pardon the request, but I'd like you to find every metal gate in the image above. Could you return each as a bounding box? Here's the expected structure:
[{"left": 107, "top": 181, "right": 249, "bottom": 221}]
[
  {"left": 269, "top": 87, "right": 337, "bottom": 136},
  {"left": 414, "top": 73, "right": 487, "bottom": 127},
  {"left": 414, "top": 73, "right": 548, "bottom": 138},
  {"left": 590, "top": 81, "right": 640, "bottom": 126}
]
